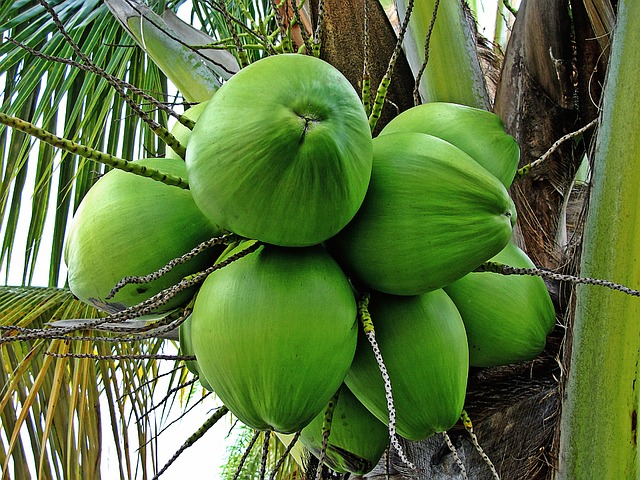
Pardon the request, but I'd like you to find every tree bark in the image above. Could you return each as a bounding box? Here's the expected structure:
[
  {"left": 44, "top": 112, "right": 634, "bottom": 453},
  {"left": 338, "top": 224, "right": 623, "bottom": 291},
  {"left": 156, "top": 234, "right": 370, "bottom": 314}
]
[
  {"left": 494, "top": 0, "right": 580, "bottom": 272},
  {"left": 314, "top": 0, "right": 415, "bottom": 134}
]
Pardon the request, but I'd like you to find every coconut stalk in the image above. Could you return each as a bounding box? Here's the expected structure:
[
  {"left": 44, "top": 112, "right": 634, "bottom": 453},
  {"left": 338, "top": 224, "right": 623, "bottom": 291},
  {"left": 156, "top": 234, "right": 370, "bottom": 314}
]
[{"left": 557, "top": 1, "right": 640, "bottom": 477}]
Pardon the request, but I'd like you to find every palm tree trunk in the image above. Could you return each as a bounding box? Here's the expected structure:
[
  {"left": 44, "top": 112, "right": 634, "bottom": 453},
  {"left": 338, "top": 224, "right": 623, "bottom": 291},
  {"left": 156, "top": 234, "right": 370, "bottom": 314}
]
[{"left": 556, "top": 1, "right": 640, "bottom": 476}]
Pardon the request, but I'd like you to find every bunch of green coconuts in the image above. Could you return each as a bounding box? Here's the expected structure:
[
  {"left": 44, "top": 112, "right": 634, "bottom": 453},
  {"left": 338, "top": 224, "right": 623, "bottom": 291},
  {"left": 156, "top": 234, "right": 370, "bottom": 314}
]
[{"left": 64, "top": 53, "right": 555, "bottom": 475}]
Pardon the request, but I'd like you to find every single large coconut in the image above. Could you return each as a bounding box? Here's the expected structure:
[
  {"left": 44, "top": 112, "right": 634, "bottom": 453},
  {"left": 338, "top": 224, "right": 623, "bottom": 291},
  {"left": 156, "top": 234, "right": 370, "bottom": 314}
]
[
  {"left": 64, "top": 157, "right": 223, "bottom": 313},
  {"left": 186, "top": 53, "right": 373, "bottom": 247},
  {"left": 380, "top": 102, "right": 520, "bottom": 188},
  {"left": 444, "top": 242, "right": 556, "bottom": 367},
  {"left": 328, "top": 132, "right": 516, "bottom": 295},
  {"left": 190, "top": 242, "right": 358, "bottom": 433},
  {"left": 345, "top": 289, "right": 469, "bottom": 441}
]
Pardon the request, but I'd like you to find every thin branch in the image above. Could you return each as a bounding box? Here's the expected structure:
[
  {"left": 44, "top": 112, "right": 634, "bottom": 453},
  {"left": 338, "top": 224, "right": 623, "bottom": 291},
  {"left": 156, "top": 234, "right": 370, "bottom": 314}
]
[
  {"left": 118, "top": 366, "right": 185, "bottom": 401},
  {"left": 36, "top": 0, "right": 188, "bottom": 158},
  {"left": 152, "top": 406, "right": 229, "bottom": 480},
  {"left": 315, "top": 389, "right": 339, "bottom": 480},
  {"left": 358, "top": 293, "right": 415, "bottom": 471},
  {"left": 4, "top": 36, "right": 195, "bottom": 130},
  {"left": 476, "top": 261, "right": 640, "bottom": 297},
  {"left": 139, "top": 377, "right": 200, "bottom": 419},
  {"left": 0, "top": 241, "right": 261, "bottom": 345},
  {"left": 0, "top": 112, "right": 189, "bottom": 188},
  {"left": 289, "top": 0, "right": 314, "bottom": 54},
  {"left": 232, "top": 430, "right": 262, "bottom": 480},
  {"left": 515, "top": 118, "right": 598, "bottom": 179},
  {"left": 443, "top": 432, "right": 468, "bottom": 479},
  {"left": 127, "top": 0, "right": 238, "bottom": 78},
  {"left": 313, "top": 0, "right": 326, "bottom": 54},
  {"left": 138, "top": 393, "right": 214, "bottom": 447},
  {"left": 362, "top": 0, "right": 371, "bottom": 116},
  {"left": 412, "top": 0, "right": 440, "bottom": 106},
  {"left": 461, "top": 411, "right": 500, "bottom": 479},
  {"left": 368, "top": 0, "right": 416, "bottom": 131},
  {"left": 269, "top": 431, "right": 301, "bottom": 480},
  {"left": 259, "top": 430, "right": 271, "bottom": 480},
  {"left": 203, "top": 0, "right": 277, "bottom": 56},
  {"left": 106, "top": 234, "right": 237, "bottom": 299},
  {"left": 43, "top": 352, "right": 196, "bottom": 361}
]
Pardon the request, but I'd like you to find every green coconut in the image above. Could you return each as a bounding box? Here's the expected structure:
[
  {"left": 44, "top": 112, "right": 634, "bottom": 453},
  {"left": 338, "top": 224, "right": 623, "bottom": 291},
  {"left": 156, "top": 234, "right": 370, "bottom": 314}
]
[
  {"left": 190, "top": 243, "right": 358, "bottom": 433},
  {"left": 300, "top": 384, "right": 389, "bottom": 475},
  {"left": 345, "top": 289, "right": 469, "bottom": 441},
  {"left": 328, "top": 132, "right": 516, "bottom": 295},
  {"left": 379, "top": 102, "right": 520, "bottom": 188},
  {"left": 166, "top": 101, "right": 209, "bottom": 160},
  {"left": 186, "top": 53, "right": 373, "bottom": 247},
  {"left": 64, "top": 157, "right": 223, "bottom": 313},
  {"left": 178, "top": 313, "right": 213, "bottom": 391},
  {"left": 444, "top": 242, "right": 556, "bottom": 367}
]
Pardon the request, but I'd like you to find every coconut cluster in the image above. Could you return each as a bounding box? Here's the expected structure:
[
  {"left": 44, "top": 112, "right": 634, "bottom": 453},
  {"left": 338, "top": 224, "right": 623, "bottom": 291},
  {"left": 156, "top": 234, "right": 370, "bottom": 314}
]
[{"left": 64, "top": 53, "right": 555, "bottom": 475}]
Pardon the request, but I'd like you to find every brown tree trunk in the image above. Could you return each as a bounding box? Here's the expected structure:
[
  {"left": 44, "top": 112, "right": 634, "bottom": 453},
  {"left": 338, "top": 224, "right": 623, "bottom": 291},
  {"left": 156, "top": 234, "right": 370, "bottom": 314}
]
[
  {"left": 314, "top": 0, "right": 415, "bottom": 134},
  {"left": 494, "top": 0, "right": 580, "bottom": 272}
]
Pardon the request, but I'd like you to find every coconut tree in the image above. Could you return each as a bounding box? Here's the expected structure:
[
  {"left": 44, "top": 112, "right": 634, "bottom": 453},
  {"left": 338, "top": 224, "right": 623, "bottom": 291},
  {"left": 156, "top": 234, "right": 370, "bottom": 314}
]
[{"left": 0, "top": 0, "right": 635, "bottom": 479}]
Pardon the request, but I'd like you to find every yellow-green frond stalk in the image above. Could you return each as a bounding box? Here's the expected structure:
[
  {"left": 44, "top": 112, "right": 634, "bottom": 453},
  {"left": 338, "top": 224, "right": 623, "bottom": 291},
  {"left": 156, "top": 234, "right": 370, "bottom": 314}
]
[{"left": 0, "top": 113, "right": 189, "bottom": 189}]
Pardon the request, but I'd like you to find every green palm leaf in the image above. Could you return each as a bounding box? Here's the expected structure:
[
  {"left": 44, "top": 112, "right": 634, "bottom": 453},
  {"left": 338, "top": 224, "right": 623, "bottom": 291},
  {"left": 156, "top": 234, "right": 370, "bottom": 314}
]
[
  {"left": 0, "top": 286, "right": 212, "bottom": 479},
  {"left": 0, "top": 0, "right": 171, "bottom": 286}
]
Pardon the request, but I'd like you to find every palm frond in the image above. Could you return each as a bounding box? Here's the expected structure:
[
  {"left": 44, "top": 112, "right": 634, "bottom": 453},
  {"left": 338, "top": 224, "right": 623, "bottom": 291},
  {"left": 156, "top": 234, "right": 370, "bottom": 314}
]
[
  {"left": 0, "top": 0, "right": 171, "bottom": 286},
  {"left": 0, "top": 285, "right": 209, "bottom": 479}
]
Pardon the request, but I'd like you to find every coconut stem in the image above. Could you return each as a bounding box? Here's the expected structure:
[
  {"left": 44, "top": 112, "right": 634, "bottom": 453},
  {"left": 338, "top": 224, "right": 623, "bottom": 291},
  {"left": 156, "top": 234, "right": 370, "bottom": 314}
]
[
  {"left": 476, "top": 261, "right": 640, "bottom": 297},
  {"left": 0, "top": 242, "right": 261, "bottom": 346},
  {"left": 151, "top": 406, "right": 229, "bottom": 480},
  {"left": 461, "top": 410, "right": 500, "bottom": 479},
  {"left": 312, "top": 0, "right": 325, "bottom": 56},
  {"left": 4, "top": 36, "right": 196, "bottom": 131},
  {"left": 289, "top": 0, "right": 314, "bottom": 55},
  {"left": 216, "top": 0, "right": 250, "bottom": 68},
  {"left": 233, "top": 430, "right": 262, "bottom": 480},
  {"left": 44, "top": 352, "right": 196, "bottom": 361},
  {"left": 515, "top": 118, "right": 597, "bottom": 180},
  {"left": 0, "top": 307, "right": 187, "bottom": 343},
  {"left": 315, "top": 389, "right": 340, "bottom": 480},
  {"left": 412, "top": 0, "right": 441, "bottom": 106},
  {"left": 106, "top": 234, "right": 238, "bottom": 300},
  {"left": 269, "top": 431, "right": 301, "bottom": 480},
  {"left": 442, "top": 431, "right": 468, "bottom": 480},
  {"left": 362, "top": 0, "right": 372, "bottom": 116},
  {"left": 358, "top": 293, "right": 415, "bottom": 471},
  {"left": 259, "top": 430, "right": 271, "bottom": 480},
  {"left": 35, "top": 0, "right": 188, "bottom": 157},
  {"left": 368, "top": 0, "right": 415, "bottom": 131},
  {"left": 0, "top": 112, "right": 189, "bottom": 189}
]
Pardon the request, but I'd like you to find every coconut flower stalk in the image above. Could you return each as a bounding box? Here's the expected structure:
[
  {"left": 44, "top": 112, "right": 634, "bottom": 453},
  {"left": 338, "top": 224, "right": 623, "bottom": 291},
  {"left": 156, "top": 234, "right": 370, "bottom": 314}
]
[{"left": 557, "top": 1, "right": 640, "bottom": 477}]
